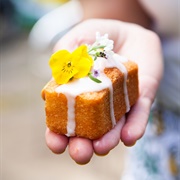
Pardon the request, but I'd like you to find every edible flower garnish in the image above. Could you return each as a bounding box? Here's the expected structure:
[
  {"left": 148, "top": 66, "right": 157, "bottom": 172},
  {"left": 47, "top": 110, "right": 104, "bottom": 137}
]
[
  {"left": 49, "top": 33, "right": 114, "bottom": 84},
  {"left": 88, "top": 32, "right": 114, "bottom": 59},
  {"left": 49, "top": 45, "right": 93, "bottom": 84},
  {"left": 88, "top": 69, "right": 102, "bottom": 83}
]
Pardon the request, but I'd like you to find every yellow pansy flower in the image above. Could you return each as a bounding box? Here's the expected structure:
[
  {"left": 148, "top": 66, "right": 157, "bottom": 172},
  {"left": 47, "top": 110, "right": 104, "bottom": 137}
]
[{"left": 49, "top": 45, "right": 93, "bottom": 84}]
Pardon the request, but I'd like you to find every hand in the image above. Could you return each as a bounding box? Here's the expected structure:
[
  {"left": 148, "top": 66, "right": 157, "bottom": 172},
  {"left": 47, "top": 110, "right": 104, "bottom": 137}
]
[{"left": 45, "top": 19, "right": 163, "bottom": 164}]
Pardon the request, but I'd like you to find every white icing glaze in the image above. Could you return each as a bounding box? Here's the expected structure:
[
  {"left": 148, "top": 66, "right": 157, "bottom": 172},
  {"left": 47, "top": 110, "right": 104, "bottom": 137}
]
[
  {"left": 113, "top": 54, "right": 130, "bottom": 112},
  {"left": 55, "top": 54, "right": 129, "bottom": 136}
]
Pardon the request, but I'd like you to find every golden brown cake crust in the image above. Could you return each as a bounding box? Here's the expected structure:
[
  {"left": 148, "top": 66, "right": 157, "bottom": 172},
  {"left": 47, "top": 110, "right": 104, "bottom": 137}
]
[{"left": 42, "top": 61, "right": 138, "bottom": 139}]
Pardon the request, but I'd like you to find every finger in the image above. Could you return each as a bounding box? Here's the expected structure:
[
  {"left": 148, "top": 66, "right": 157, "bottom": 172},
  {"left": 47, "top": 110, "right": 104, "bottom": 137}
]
[
  {"left": 93, "top": 116, "right": 125, "bottom": 155},
  {"left": 68, "top": 137, "right": 93, "bottom": 165},
  {"left": 121, "top": 97, "right": 150, "bottom": 146},
  {"left": 45, "top": 128, "right": 69, "bottom": 154},
  {"left": 121, "top": 76, "right": 159, "bottom": 146}
]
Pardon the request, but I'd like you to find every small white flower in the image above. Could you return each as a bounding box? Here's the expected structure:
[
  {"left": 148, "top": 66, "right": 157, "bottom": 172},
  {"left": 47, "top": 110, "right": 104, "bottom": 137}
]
[
  {"left": 88, "top": 32, "right": 114, "bottom": 59},
  {"left": 95, "top": 32, "right": 114, "bottom": 52},
  {"left": 104, "top": 50, "right": 114, "bottom": 59}
]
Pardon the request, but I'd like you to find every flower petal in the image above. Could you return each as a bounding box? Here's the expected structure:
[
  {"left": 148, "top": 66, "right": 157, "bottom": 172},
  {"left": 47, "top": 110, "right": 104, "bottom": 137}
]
[
  {"left": 49, "top": 50, "right": 73, "bottom": 84},
  {"left": 55, "top": 67, "right": 78, "bottom": 84},
  {"left": 72, "top": 45, "right": 93, "bottom": 78},
  {"left": 74, "top": 57, "right": 93, "bottom": 78}
]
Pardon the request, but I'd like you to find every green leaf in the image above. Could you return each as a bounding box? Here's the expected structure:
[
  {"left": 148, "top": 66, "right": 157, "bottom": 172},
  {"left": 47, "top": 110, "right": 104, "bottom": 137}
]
[{"left": 88, "top": 73, "right": 102, "bottom": 83}]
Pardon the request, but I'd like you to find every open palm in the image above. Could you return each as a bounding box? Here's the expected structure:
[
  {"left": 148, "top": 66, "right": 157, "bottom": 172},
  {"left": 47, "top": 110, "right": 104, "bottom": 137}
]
[{"left": 45, "top": 19, "right": 163, "bottom": 164}]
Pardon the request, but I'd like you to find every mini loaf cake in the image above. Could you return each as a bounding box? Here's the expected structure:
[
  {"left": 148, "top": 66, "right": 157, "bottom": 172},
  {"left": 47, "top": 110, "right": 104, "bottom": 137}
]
[{"left": 41, "top": 33, "right": 139, "bottom": 140}]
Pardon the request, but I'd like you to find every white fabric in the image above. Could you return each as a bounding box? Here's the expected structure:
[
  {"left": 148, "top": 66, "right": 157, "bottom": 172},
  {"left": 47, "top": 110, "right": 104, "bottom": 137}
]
[{"left": 121, "top": 105, "right": 180, "bottom": 180}]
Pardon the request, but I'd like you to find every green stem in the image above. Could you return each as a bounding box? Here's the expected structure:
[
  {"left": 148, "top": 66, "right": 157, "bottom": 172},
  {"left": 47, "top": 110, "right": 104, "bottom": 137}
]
[
  {"left": 88, "top": 45, "right": 106, "bottom": 53},
  {"left": 88, "top": 73, "right": 102, "bottom": 83}
]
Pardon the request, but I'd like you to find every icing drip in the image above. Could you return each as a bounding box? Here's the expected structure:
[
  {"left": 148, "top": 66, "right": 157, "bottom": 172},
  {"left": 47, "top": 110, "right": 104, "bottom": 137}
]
[
  {"left": 113, "top": 54, "right": 130, "bottom": 112},
  {"left": 66, "top": 95, "right": 76, "bottom": 136},
  {"left": 55, "top": 72, "right": 114, "bottom": 136},
  {"left": 55, "top": 54, "right": 129, "bottom": 136},
  {"left": 108, "top": 79, "right": 116, "bottom": 127}
]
